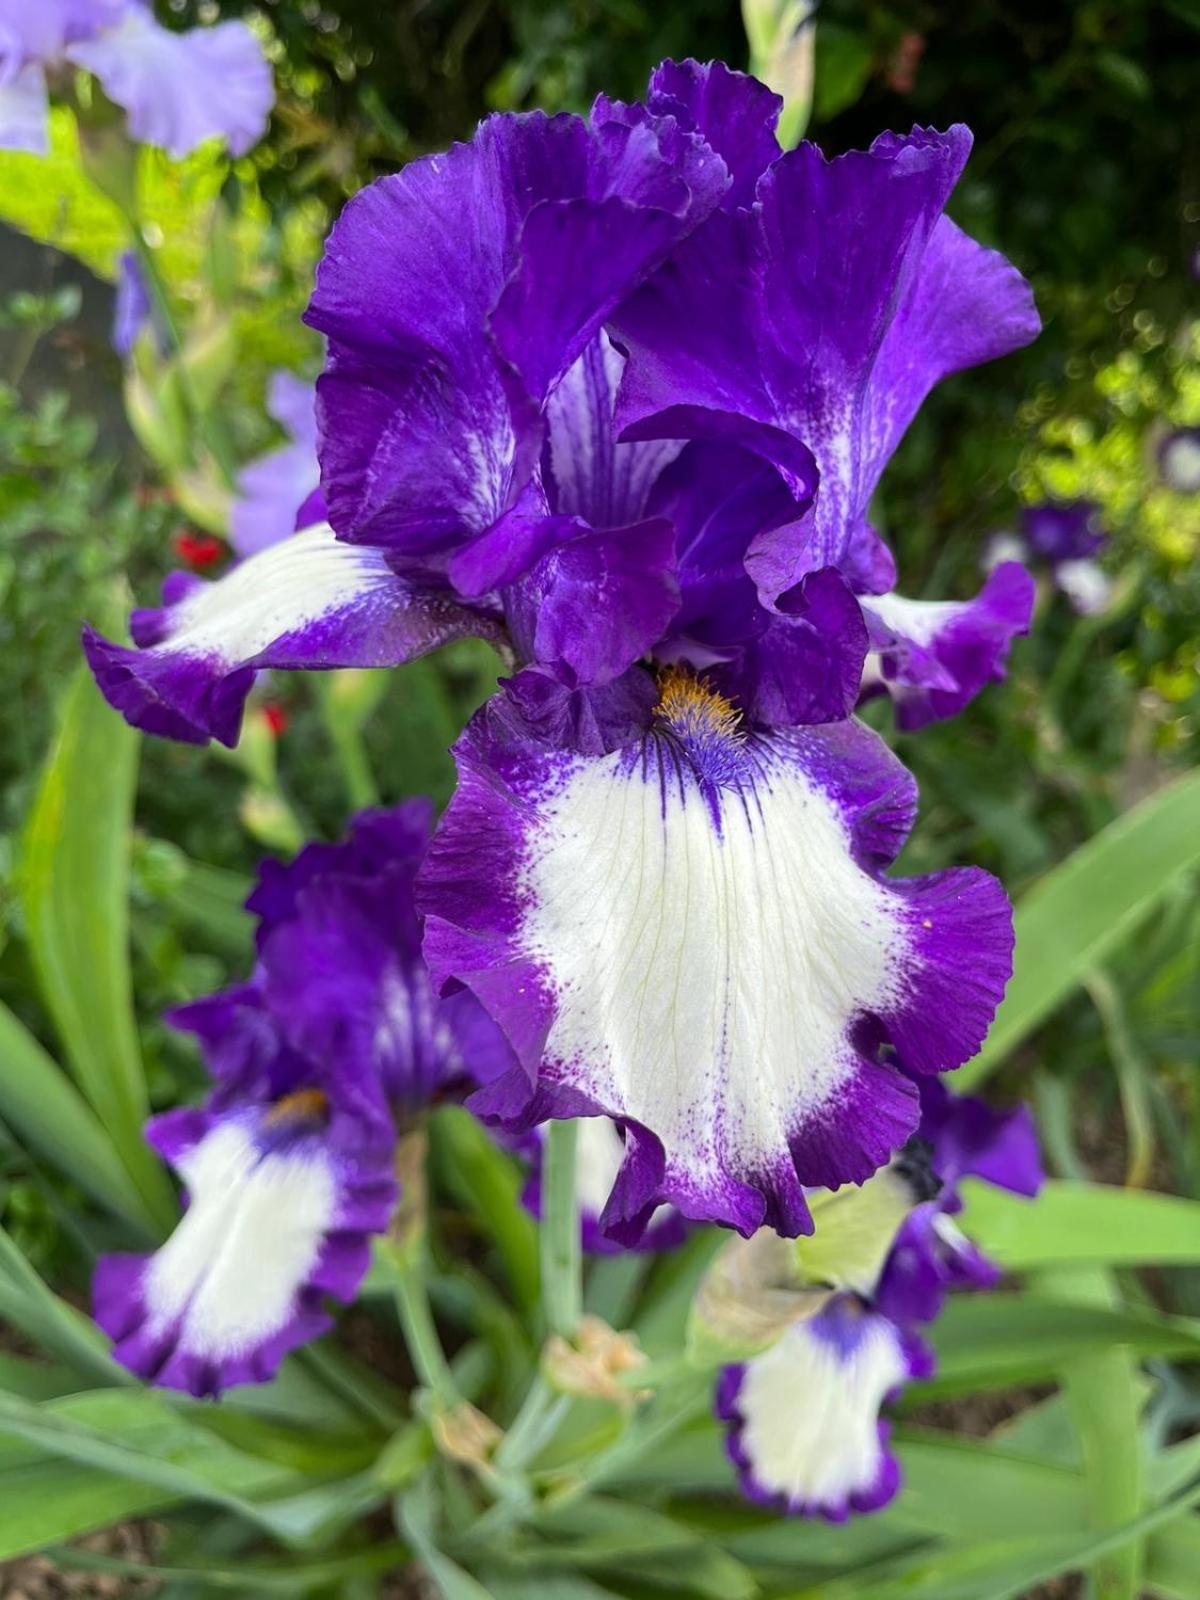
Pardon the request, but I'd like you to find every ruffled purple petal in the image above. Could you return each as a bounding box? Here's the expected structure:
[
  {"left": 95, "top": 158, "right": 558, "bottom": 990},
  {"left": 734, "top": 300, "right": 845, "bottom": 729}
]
[
  {"left": 911, "top": 1075, "right": 1043, "bottom": 1199},
  {"left": 83, "top": 523, "right": 500, "bottom": 746},
  {"left": 859, "top": 562, "right": 1034, "bottom": 729},
  {"left": 255, "top": 810, "right": 512, "bottom": 1114},
  {"left": 67, "top": 9, "right": 273, "bottom": 158},
  {"left": 504, "top": 515, "right": 680, "bottom": 687},
  {"left": 306, "top": 107, "right": 726, "bottom": 564},
  {"left": 614, "top": 127, "right": 1039, "bottom": 583},
  {"left": 645, "top": 58, "right": 782, "bottom": 210},
  {"left": 718, "top": 1297, "right": 932, "bottom": 1519},
  {"left": 494, "top": 664, "right": 659, "bottom": 759},
  {"left": 521, "top": 1116, "right": 688, "bottom": 1255},
  {"left": 420, "top": 678, "right": 1012, "bottom": 1238}
]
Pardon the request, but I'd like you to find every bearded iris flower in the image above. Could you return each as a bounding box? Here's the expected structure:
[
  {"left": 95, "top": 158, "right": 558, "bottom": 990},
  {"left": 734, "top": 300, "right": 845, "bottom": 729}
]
[
  {"left": 93, "top": 803, "right": 514, "bottom": 1396},
  {"left": 85, "top": 60, "right": 1035, "bottom": 1242},
  {"left": 715, "top": 1078, "right": 1042, "bottom": 1519},
  {"left": 985, "top": 501, "right": 1111, "bottom": 617},
  {"left": 0, "top": 0, "right": 272, "bottom": 159}
]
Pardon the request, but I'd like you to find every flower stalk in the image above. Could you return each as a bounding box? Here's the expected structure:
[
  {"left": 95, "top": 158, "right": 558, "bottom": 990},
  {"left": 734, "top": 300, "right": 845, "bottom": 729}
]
[{"left": 540, "top": 1118, "right": 582, "bottom": 1342}]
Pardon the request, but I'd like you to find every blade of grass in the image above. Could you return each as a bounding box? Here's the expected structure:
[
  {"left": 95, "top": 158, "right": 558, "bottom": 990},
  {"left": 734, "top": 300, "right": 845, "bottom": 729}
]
[
  {"left": 960, "top": 770, "right": 1200, "bottom": 1086},
  {"left": 18, "top": 665, "right": 174, "bottom": 1231},
  {"left": 0, "top": 998, "right": 155, "bottom": 1231}
]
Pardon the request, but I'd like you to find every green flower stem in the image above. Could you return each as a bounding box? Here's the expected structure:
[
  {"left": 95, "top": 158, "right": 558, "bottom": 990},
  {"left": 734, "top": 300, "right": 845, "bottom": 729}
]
[
  {"left": 494, "top": 1373, "right": 570, "bottom": 1476},
  {"left": 390, "top": 1244, "right": 461, "bottom": 1413},
  {"left": 127, "top": 226, "right": 238, "bottom": 490},
  {"left": 315, "top": 677, "right": 379, "bottom": 811},
  {"left": 541, "top": 1118, "right": 581, "bottom": 1340}
]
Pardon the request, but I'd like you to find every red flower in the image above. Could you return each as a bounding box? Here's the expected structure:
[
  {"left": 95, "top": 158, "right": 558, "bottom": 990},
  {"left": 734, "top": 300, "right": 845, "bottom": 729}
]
[
  {"left": 173, "top": 532, "right": 226, "bottom": 571},
  {"left": 263, "top": 702, "right": 288, "bottom": 737}
]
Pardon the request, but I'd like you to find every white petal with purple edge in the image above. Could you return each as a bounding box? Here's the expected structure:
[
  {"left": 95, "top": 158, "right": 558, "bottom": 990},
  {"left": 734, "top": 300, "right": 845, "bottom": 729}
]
[
  {"left": 144, "top": 1119, "right": 334, "bottom": 1363},
  {"left": 523, "top": 743, "right": 900, "bottom": 1189},
  {"left": 723, "top": 1303, "right": 915, "bottom": 1517},
  {"left": 84, "top": 522, "right": 497, "bottom": 746},
  {"left": 424, "top": 674, "right": 1013, "bottom": 1238}
]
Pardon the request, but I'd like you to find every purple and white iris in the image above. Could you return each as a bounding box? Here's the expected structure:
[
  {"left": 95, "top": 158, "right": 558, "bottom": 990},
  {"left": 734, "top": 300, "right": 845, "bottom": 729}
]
[
  {"left": 85, "top": 61, "right": 1036, "bottom": 1247},
  {"left": 93, "top": 803, "right": 514, "bottom": 1397},
  {"left": 0, "top": 0, "right": 272, "bottom": 158},
  {"left": 985, "top": 502, "right": 1111, "bottom": 617},
  {"left": 716, "top": 1078, "right": 1042, "bottom": 1519}
]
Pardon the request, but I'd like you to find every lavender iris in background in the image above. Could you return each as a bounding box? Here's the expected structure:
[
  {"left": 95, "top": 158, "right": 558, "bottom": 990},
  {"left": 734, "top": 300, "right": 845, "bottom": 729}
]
[{"left": 0, "top": 0, "right": 273, "bottom": 159}]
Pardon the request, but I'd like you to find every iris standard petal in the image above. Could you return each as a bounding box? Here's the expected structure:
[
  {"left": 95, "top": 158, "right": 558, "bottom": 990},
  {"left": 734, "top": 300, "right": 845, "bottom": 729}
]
[
  {"left": 83, "top": 522, "right": 499, "bottom": 746},
  {"left": 645, "top": 58, "right": 782, "bottom": 209},
  {"left": 420, "top": 671, "right": 1013, "bottom": 1238},
  {"left": 614, "top": 128, "right": 1039, "bottom": 585},
  {"left": 306, "top": 108, "right": 726, "bottom": 564}
]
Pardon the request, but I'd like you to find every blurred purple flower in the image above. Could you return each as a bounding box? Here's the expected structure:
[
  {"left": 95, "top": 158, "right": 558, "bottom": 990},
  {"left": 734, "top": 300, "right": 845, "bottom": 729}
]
[
  {"left": 0, "top": 0, "right": 272, "bottom": 158},
  {"left": 110, "top": 247, "right": 158, "bottom": 356},
  {"left": 984, "top": 501, "right": 1111, "bottom": 616},
  {"left": 229, "top": 372, "right": 322, "bottom": 557}
]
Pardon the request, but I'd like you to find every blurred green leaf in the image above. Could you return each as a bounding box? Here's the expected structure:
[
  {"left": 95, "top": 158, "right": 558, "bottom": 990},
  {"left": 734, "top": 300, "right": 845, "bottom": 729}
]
[
  {"left": 961, "top": 771, "right": 1200, "bottom": 1085},
  {"left": 18, "top": 665, "right": 175, "bottom": 1232},
  {"left": 914, "top": 1296, "right": 1200, "bottom": 1398},
  {"left": 45, "top": 1539, "right": 414, "bottom": 1595},
  {"left": 0, "top": 996, "right": 152, "bottom": 1229},
  {"left": 430, "top": 1106, "right": 539, "bottom": 1321},
  {"left": 1047, "top": 1269, "right": 1144, "bottom": 1600},
  {"left": 398, "top": 1475, "right": 497, "bottom": 1600},
  {"left": 813, "top": 24, "right": 874, "bottom": 123},
  {"left": 780, "top": 1483, "right": 1200, "bottom": 1599},
  {"left": 1148, "top": 1516, "right": 1200, "bottom": 1600},
  {"left": 960, "top": 1179, "right": 1200, "bottom": 1270},
  {"left": 0, "top": 1223, "right": 128, "bottom": 1387},
  {"left": 0, "top": 1452, "right": 173, "bottom": 1563}
]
